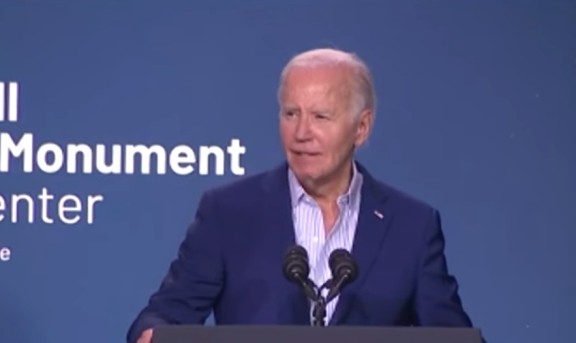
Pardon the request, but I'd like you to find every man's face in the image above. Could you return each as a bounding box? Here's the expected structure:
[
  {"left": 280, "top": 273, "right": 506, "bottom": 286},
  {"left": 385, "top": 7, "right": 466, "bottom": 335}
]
[{"left": 278, "top": 65, "right": 371, "bottom": 188}]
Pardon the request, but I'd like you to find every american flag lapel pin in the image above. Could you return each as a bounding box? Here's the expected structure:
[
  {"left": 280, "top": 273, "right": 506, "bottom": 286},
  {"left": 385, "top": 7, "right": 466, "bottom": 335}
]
[{"left": 373, "top": 210, "right": 384, "bottom": 219}]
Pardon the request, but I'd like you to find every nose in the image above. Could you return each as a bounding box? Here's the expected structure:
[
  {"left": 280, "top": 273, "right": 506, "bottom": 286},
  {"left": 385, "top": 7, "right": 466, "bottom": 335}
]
[{"left": 294, "top": 115, "right": 312, "bottom": 141}]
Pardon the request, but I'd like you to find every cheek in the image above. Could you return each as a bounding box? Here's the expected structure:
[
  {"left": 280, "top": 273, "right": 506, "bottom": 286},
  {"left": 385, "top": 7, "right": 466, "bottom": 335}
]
[
  {"left": 279, "top": 123, "right": 292, "bottom": 144},
  {"left": 320, "top": 129, "right": 355, "bottom": 157},
  {"left": 311, "top": 124, "right": 334, "bottom": 140}
]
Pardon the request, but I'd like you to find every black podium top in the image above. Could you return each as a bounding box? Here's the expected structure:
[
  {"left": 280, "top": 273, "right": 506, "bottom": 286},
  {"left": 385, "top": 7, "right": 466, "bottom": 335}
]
[{"left": 152, "top": 325, "right": 484, "bottom": 343}]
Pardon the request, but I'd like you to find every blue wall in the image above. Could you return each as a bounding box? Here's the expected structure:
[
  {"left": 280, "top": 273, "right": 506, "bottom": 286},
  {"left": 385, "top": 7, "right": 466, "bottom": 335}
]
[{"left": 1, "top": 1, "right": 575, "bottom": 342}]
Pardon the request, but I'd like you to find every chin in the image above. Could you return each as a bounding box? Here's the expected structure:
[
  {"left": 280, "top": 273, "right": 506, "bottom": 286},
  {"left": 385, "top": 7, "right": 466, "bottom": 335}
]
[
  {"left": 290, "top": 165, "right": 321, "bottom": 182},
  {"left": 288, "top": 154, "right": 327, "bottom": 176}
]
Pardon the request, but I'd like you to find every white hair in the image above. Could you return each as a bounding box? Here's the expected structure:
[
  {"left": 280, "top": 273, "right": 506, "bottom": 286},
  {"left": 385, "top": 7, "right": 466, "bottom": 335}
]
[{"left": 277, "top": 48, "right": 377, "bottom": 120}]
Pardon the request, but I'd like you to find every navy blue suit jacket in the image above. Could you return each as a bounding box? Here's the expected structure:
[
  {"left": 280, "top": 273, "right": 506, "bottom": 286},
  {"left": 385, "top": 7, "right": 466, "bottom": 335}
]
[{"left": 127, "top": 162, "right": 475, "bottom": 343}]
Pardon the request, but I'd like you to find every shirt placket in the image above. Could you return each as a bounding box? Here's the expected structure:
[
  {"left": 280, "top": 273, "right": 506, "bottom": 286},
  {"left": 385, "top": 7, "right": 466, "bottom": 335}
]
[{"left": 317, "top": 200, "right": 348, "bottom": 305}]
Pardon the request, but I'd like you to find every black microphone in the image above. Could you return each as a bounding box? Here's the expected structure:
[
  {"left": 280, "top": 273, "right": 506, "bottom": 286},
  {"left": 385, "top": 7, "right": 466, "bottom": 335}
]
[
  {"left": 325, "top": 248, "right": 357, "bottom": 303},
  {"left": 283, "top": 245, "right": 319, "bottom": 302}
]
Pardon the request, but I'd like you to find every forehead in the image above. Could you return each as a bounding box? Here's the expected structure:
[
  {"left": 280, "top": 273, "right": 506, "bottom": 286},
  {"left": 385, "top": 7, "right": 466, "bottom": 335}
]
[{"left": 281, "top": 65, "right": 352, "bottom": 101}]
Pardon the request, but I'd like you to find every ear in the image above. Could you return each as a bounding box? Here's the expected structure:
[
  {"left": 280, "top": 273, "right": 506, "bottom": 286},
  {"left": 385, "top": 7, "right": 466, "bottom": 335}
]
[{"left": 354, "top": 109, "right": 373, "bottom": 147}]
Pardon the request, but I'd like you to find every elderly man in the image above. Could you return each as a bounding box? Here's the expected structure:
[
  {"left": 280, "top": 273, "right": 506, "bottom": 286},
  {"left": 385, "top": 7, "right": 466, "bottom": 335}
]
[{"left": 127, "top": 48, "right": 475, "bottom": 343}]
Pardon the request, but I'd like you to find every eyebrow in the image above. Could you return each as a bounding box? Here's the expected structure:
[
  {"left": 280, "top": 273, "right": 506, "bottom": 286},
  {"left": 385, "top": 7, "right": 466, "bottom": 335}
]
[{"left": 311, "top": 108, "right": 333, "bottom": 115}]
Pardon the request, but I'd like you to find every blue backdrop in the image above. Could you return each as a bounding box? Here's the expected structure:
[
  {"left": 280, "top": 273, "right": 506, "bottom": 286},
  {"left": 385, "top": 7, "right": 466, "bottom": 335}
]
[{"left": 1, "top": 1, "right": 575, "bottom": 342}]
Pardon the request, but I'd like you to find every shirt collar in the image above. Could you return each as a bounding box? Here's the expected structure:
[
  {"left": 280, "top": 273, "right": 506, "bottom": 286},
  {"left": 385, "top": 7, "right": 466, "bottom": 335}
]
[{"left": 287, "top": 161, "right": 363, "bottom": 208}]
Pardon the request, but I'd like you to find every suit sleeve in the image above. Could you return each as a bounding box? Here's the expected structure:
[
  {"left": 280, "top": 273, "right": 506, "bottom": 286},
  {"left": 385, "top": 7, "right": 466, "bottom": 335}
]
[
  {"left": 126, "top": 190, "right": 225, "bottom": 343},
  {"left": 413, "top": 209, "right": 474, "bottom": 327}
]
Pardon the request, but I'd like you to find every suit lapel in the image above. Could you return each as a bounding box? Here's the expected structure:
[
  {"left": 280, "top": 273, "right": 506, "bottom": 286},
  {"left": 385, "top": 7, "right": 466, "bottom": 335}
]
[
  {"left": 330, "top": 163, "right": 392, "bottom": 325},
  {"left": 260, "top": 163, "right": 311, "bottom": 324}
]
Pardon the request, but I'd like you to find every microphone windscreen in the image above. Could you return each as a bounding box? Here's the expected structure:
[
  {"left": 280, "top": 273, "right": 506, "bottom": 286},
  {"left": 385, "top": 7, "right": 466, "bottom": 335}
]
[
  {"left": 329, "top": 248, "right": 357, "bottom": 282},
  {"left": 283, "top": 245, "right": 310, "bottom": 283}
]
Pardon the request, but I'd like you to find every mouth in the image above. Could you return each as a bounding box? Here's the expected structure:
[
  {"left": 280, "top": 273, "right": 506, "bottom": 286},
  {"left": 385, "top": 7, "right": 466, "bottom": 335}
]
[{"left": 292, "top": 150, "right": 320, "bottom": 157}]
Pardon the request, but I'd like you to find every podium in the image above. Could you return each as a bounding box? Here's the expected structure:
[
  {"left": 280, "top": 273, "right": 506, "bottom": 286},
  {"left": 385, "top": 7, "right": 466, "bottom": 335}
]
[{"left": 151, "top": 325, "right": 484, "bottom": 343}]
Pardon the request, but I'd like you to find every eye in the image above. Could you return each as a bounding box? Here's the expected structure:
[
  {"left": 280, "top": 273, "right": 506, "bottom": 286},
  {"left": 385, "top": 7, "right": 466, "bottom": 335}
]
[{"left": 314, "top": 113, "right": 329, "bottom": 120}]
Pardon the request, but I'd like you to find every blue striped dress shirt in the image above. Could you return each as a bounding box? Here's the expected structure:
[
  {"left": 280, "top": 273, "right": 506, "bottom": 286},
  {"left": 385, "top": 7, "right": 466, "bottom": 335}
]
[{"left": 287, "top": 162, "right": 364, "bottom": 324}]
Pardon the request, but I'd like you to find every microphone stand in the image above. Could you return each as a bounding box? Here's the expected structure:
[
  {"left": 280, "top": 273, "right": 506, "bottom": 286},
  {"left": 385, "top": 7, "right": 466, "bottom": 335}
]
[
  {"left": 310, "top": 279, "right": 333, "bottom": 327},
  {"left": 311, "top": 296, "right": 327, "bottom": 326}
]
